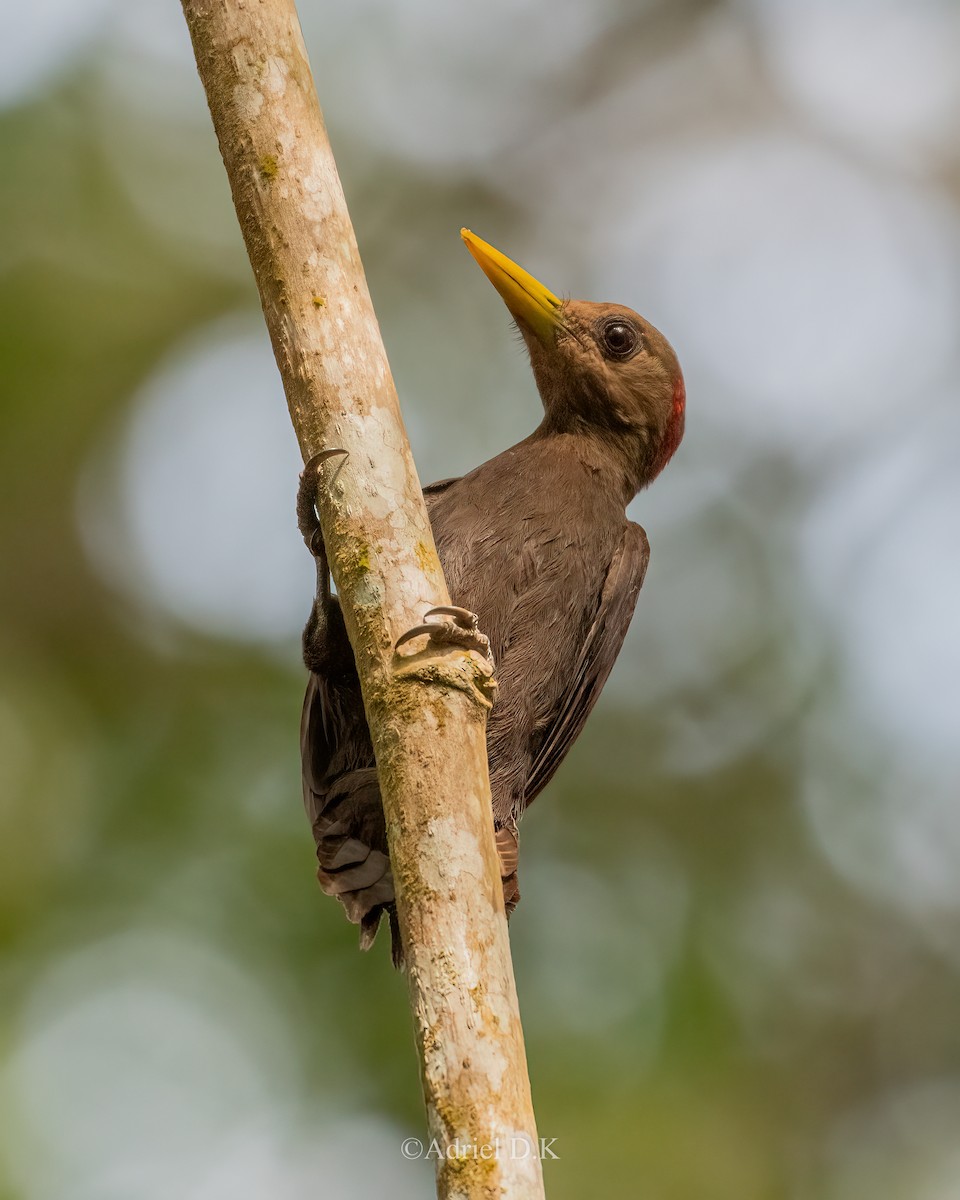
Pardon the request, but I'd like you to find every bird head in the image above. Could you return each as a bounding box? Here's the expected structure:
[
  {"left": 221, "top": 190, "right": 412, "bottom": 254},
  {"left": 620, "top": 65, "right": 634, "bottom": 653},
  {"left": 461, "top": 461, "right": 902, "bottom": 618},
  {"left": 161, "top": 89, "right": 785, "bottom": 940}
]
[{"left": 462, "top": 229, "right": 685, "bottom": 491}]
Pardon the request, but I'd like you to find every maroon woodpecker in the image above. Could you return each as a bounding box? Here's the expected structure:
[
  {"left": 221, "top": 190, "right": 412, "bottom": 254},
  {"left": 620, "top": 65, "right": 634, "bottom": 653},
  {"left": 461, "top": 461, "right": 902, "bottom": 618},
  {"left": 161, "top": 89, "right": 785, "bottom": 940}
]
[{"left": 297, "top": 229, "right": 685, "bottom": 962}]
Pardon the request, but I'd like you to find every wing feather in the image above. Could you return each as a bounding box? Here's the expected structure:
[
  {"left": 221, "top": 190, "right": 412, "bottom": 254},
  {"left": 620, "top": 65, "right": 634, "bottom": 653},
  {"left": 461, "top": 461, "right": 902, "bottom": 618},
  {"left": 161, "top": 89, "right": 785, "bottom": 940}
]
[{"left": 523, "top": 522, "right": 649, "bottom": 803}]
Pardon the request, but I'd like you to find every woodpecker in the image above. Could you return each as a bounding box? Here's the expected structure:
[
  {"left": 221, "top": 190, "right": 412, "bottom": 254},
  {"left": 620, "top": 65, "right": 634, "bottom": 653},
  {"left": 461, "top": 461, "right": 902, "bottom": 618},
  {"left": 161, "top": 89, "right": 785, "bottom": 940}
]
[{"left": 298, "top": 229, "right": 685, "bottom": 963}]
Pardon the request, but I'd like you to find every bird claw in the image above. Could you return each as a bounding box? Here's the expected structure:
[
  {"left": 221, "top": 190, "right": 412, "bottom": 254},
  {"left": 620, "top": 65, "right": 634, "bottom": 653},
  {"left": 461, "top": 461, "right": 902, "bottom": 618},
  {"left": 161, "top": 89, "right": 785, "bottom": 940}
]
[
  {"left": 395, "top": 606, "right": 493, "bottom": 662},
  {"left": 298, "top": 449, "right": 349, "bottom": 554},
  {"left": 308, "top": 527, "right": 325, "bottom": 557},
  {"left": 420, "top": 606, "right": 480, "bottom": 628}
]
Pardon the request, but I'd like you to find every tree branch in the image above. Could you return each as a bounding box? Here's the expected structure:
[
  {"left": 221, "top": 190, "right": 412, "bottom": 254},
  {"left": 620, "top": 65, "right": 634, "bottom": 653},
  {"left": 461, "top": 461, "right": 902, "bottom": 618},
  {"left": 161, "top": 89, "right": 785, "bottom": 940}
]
[{"left": 180, "top": 2, "right": 545, "bottom": 1196}]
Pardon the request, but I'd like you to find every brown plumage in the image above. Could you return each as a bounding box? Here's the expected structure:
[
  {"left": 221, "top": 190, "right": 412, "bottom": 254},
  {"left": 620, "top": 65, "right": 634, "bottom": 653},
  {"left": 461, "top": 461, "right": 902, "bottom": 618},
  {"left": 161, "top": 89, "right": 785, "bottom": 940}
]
[{"left": 299, "top": 231, "right": 685, "bottom": 963}]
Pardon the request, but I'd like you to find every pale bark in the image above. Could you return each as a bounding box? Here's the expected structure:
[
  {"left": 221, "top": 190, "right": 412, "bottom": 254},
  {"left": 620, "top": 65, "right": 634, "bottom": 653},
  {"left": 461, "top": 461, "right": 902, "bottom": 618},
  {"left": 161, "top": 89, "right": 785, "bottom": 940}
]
[{"left": 180, "top": 2, "right": 544, "bottom": 1197}]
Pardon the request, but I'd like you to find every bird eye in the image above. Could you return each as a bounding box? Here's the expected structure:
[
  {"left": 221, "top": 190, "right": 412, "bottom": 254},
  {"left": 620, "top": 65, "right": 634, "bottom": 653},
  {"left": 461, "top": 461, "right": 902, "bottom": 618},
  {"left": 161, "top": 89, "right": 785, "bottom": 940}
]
[{"left": 600, "top": 319, "right": 640, "bottom": 360}]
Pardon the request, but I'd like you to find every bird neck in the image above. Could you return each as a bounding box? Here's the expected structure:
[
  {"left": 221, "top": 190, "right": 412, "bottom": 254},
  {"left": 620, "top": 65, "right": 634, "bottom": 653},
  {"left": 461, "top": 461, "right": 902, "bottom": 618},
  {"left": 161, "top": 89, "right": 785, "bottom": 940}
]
[
  {"left": 646, "top": 376, "right": 686, "bottom": 485},
  {"left": 535, "top": 370, "right": 685, "bottom": 496},
  {"left": 528, "top": 419, "right": 641, "bottom": 507}
]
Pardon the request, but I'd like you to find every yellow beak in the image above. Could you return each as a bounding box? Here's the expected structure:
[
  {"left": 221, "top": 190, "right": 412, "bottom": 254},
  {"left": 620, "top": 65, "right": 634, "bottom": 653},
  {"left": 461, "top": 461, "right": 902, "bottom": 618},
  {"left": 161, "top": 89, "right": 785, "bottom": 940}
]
[{"left": 461, "top": 228, "right": 562, "bottom": 345}]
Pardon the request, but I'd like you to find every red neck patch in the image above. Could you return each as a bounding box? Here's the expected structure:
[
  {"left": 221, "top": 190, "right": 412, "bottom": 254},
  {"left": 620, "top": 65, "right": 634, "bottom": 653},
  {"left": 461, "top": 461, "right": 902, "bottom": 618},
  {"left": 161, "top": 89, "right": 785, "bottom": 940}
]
[{"left": 648, "top": 374, "right": 686, "bottom": 483}]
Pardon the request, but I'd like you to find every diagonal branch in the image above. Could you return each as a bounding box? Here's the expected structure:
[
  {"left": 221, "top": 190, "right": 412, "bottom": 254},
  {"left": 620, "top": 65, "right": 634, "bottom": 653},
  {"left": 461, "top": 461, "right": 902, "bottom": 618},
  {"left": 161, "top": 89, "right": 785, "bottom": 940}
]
[{"left": 179, "top": 2, "right": 545, "bottom": 1197}]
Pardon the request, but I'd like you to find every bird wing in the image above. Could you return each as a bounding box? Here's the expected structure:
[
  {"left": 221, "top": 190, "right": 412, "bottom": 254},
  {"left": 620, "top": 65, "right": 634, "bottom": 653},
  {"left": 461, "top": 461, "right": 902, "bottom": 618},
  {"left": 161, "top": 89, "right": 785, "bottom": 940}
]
[
  {"left": 522, "top": 520, "right": 650, "bottom": 804},
  {"left": 423, "top": 477, "right": 461, "bottom": 504},
  {"left": 300, "top": 670, "right": 339, "bottom": 806},
  {"left": 301, "top": 669, "right": 396, "bottom": 943}
]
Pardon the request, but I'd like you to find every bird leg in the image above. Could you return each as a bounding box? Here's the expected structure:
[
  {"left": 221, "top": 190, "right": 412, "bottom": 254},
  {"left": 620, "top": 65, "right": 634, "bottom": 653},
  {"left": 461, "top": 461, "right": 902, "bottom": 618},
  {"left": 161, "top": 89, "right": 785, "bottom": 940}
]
[
  {"left": 297, "top": 448, "right": 349, "bottom": 560},
  {"left": 395, "top": 605, "right": 493, "bottom": 663},
  {"left": 298, "top": 449, "right": 350, "bottom": 676}
]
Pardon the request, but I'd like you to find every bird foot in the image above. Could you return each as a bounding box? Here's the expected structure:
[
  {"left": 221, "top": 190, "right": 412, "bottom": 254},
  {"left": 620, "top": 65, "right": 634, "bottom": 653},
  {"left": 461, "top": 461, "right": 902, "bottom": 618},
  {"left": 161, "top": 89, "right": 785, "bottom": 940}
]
[
  {"left": 297, "top": 449, "right": 349, "bottom": 557},
  {"left": 395, "top": 606, "right": 493, "bottom": 663}
]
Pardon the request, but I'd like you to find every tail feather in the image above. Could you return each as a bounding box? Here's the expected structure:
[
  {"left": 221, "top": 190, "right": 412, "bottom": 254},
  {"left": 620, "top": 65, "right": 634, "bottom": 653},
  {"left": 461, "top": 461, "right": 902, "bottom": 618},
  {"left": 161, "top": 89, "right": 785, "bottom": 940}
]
[{"left": 303, "top": 671, "right": 521, "bottom": 963}]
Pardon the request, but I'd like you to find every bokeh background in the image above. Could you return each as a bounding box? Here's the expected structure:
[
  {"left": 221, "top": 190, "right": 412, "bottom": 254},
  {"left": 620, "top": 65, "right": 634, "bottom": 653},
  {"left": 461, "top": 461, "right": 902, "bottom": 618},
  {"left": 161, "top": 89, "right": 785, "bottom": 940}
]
[{"left": 2, "top": 1, "right": 960, "bottom": 1197}]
